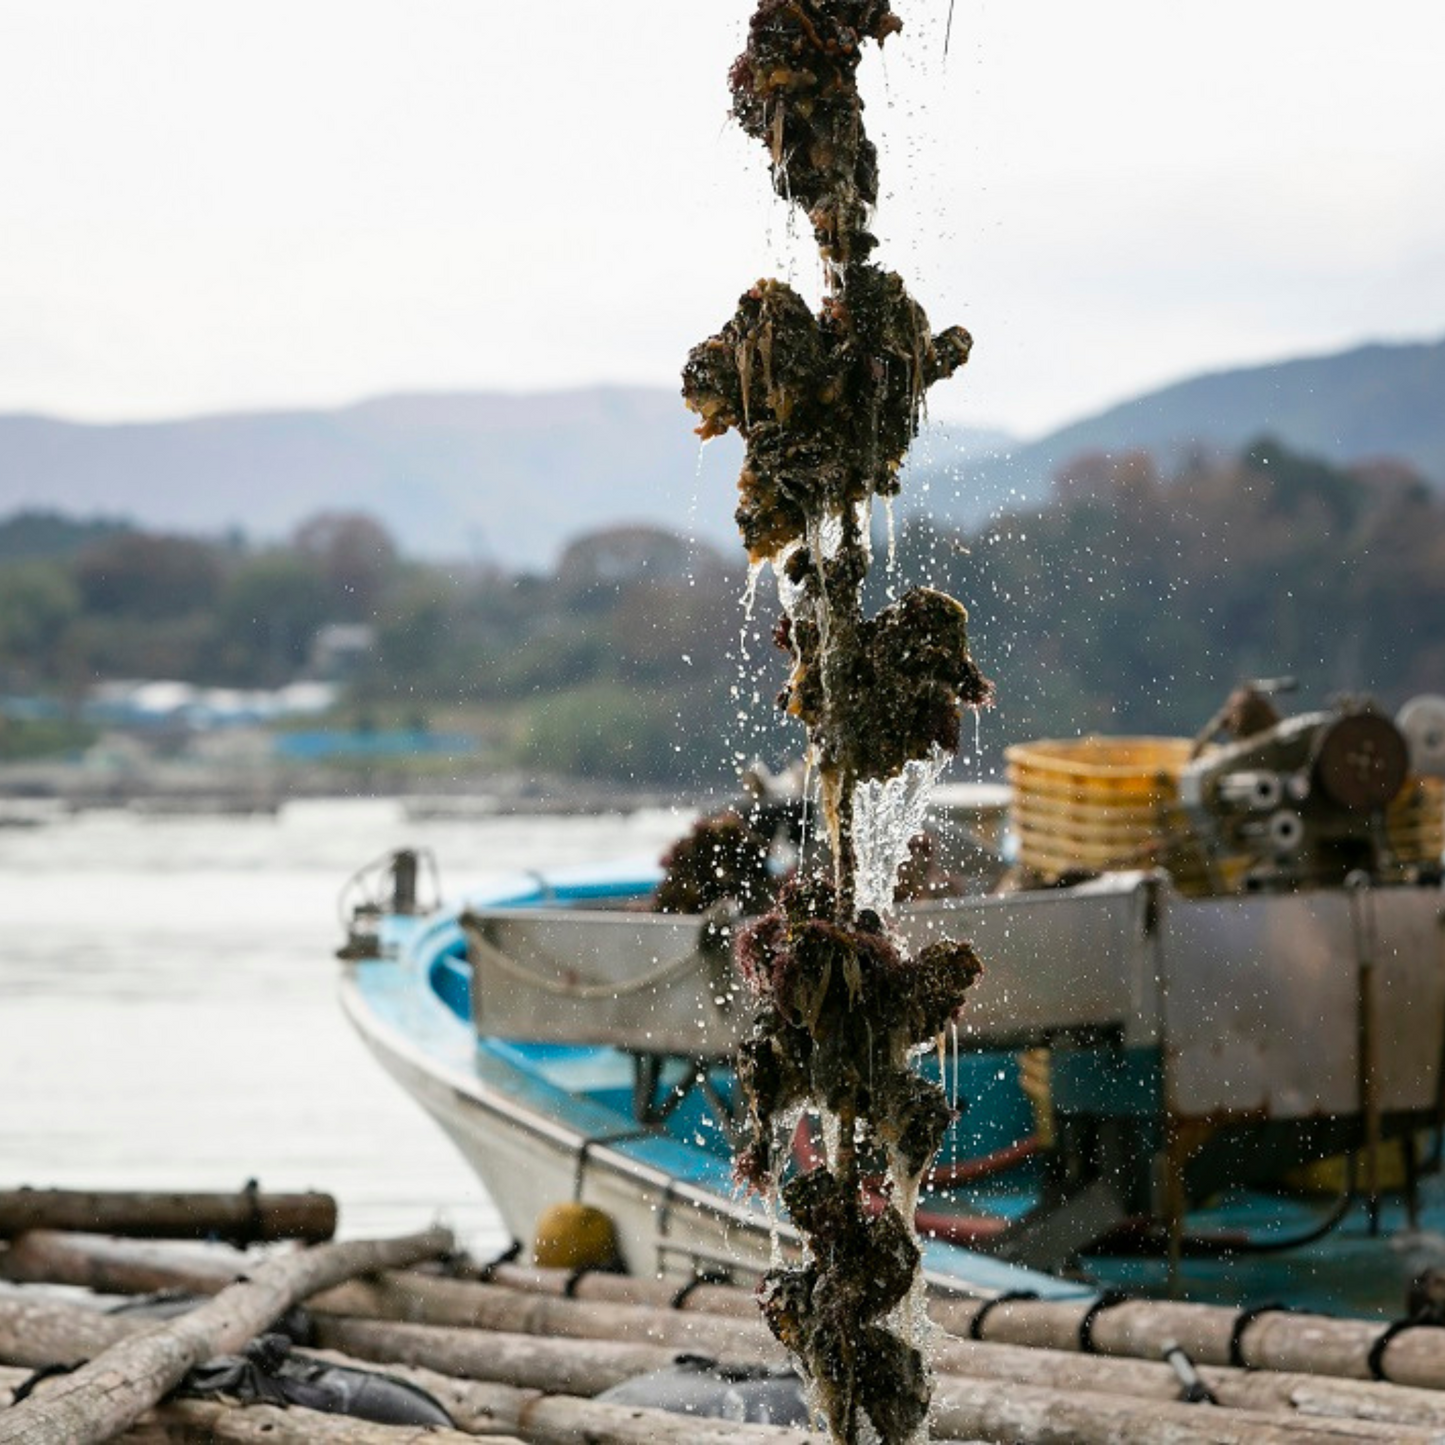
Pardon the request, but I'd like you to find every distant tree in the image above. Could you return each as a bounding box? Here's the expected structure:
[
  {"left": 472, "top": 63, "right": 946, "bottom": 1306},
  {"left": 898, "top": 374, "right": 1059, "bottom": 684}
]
[
  {"left": 0, "top": 560, "right": 81, "bottom": 685},
  {"left": 0, "top": 510, "right": 132, "bottom": 563},
  {"left": 371, "top": 568, "right": 458, "bottom": 687},
  {"left": 62, "top": 612, "right": 217, "bottom": 683},
  {"left": 610, "top": 573, "right": 740, "bottom": 684},
  {"left": 212, "top": 551, "right": 334, "bottom": 685},
  {"left": 554, "top": 526, "right": 723, "bottom": 610},
  {"left": 292, "top": 512, "right": 398, "bottom": 618},
  {"left": 73, "top": 532, "right": 222, "bottom": 620},
  {"left": 515, "top": 679, "right": 735, "bottom": 785}
]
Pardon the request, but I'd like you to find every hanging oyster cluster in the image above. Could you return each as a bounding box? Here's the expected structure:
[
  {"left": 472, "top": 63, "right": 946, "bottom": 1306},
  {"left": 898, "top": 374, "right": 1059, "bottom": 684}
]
[{"left": 682, "top": 4, "right": 991, "bottom": 1441}]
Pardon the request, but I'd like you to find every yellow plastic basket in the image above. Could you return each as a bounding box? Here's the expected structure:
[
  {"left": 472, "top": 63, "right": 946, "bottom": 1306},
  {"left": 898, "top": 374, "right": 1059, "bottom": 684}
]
[
  {"left": 1388, "top": 776, "right": 1445, "bottom": 866},
  {"left": 1006, "top": 736, "right": 1194, "bottom": 881}
]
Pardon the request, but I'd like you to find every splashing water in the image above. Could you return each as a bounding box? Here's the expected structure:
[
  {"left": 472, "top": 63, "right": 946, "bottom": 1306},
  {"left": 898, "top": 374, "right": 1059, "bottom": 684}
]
[
  {"left": 739, "top": 558, "right": 768, "bottom": 663},
  {"left": 851, "top": 745, "right": 951, "bottom": 916},
  {"left": 742, "top": 557, "right": 766, "bottom": 622}
]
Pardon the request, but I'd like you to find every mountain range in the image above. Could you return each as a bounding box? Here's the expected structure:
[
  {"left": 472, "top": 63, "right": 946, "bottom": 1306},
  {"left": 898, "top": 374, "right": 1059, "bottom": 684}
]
[
  {"left": 1, "top": 333, "right": 1440, "bottom": 565},
  {"left": 945, "top": 335, "right": 1445, "bottom": 523}
]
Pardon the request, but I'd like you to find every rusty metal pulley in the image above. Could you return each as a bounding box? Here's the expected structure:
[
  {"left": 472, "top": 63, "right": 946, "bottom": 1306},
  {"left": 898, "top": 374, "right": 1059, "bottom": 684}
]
[{"left": 1312, "top": 711, "right": 1409, "bottom": 811}]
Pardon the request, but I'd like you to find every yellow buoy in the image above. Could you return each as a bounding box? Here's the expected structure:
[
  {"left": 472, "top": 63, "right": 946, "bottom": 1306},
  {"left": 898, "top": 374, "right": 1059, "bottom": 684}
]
[{"left": 532, "top": 1202, "right": 621, "bottom": 1271}]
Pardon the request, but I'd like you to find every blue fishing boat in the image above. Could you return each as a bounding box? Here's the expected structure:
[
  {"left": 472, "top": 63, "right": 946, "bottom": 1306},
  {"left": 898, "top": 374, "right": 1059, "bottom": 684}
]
[
  {"left": 338, "top": 852, "right": 1083, "bottom": 1303},
  {"left": 339, "top": 691, "right": 1445, "bottom": 1314}
]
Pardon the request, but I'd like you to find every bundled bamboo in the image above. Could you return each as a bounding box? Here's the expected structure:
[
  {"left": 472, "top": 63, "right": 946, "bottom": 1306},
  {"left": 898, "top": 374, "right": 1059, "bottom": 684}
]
[
  {"left": 15, "top": 1284, "right": 1445, "bottom": 1440},
  {"left": 0, "top": 1188, "right": 336, "bottom": 1244},
  {"left": 477, "top": 1261, "right": 1445, "bottom": 1395},
  {"left": 12, "top": 1237, "right": 1445, "bottom": 1427},
  {"left": 310, "top": 1271, "right": 780, "bottom": 1358},
  {"left": 927, "top": 1376, "right": 1444, "bottom": 1445},
  {"left": 15, "top": 1235, "right": 1440, "bottom": 1397},
  {"left": 0, "top": 1225, "right": 451, "bottom": 1445},
  {"left": 309, "top": 1291, "right": 1445, "bottom": 1434},
  {"left": 480, "top": 1263, "right": 1445, "bottom": 1395},
  {"left": 315, "top": 1314, "right": 770, "bottom": 1396},
  {"left": 310, "top": 1273, "right": 776, "bottom": 1362},
  {"left": 11, "top": 1232, "right": 1445, "bottom": 1441},
  {"left": 937, "top": 1295, "right": 1445, "bottom": 1389},
  {"left": 485, "top": 1262, "right": 757, "bottom": 1318}
]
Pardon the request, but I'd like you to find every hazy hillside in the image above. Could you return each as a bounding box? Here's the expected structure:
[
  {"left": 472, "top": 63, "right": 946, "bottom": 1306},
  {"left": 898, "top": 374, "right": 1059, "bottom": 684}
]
[
  {"left": 929, "top": 334, "right": 1445, "bottom": 527},
  {"left": 0, "top": 389, "right": 1000, "bottom": 568},
  {"left": 4, "top": 335, "right": 1440, "bottom": 559}
]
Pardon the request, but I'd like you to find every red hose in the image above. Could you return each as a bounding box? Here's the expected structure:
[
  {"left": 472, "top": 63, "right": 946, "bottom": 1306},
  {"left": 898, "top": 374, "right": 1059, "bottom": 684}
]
[{"left": 787, "top": 1118, "right": 1026, "bottom": 1244}]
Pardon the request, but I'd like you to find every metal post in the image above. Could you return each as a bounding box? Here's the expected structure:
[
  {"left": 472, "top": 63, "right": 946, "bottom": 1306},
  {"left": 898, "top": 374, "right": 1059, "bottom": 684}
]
[{"left": 1349, "top": 873, "right": 1382, "bottom": 1237}]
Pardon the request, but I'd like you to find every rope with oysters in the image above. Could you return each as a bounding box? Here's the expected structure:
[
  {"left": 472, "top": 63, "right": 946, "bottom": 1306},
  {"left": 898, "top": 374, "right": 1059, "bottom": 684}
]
[{"left": 682, "top": 5, "right": 993, "bottom": 1441}]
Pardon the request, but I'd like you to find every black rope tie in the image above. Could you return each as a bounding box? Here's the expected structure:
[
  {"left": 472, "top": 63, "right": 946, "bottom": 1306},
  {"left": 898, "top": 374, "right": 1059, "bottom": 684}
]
[
  {"left": 11, "top": 1360, "right": 87, "bottom": 1404},
  {"left": 1367, "top": 1317, "right": 1445, "bottom": 1381},
  {"left": 1077, "top": 1290, "right": 1131, "bottom": 1354},
  {"left": 564, "top": 1267, "right": 596, "bottom": 1299},
  {"left": 224, "top": 1177, "right": 265, "bottom": 1249},
  {"left": 475, "top": 1239, "right": 522, "bottom": 1281},
  {"left": 1228, "top": 1302, "right": 1290, "bottom": 1370},
  {"left": 670, "top": 1270, "right": 730, "bottom": 1311},
  {"left": 967, "top": 1289, "right": 1039, "bottom": 1341}
]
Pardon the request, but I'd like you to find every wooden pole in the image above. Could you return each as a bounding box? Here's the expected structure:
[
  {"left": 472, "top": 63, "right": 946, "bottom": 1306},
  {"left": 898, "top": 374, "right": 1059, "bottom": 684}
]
[
  {"left": 934, "top": 1296, "right": 1445, "bottom": 1385},
  {"left": 0, "top": 1231, "right": 250, "bottom": 1295},
  {"left": 121, "top": 1399, "right": 499, "bottom": 1444},
  {"left": 310, "top": 1273, "right": 777, "bottom": 1362},
  {"left": 928, "top": 1375, "right": 1443, "bottom": 1445},
  {"left": 487, "top": 1262, "right": 758, "bottom": 1317},
  {"left": 0, "top": 1188, "right": 336, "bottom": 1244},
  {"left": 314, "top": 1314, "right": 767, "bottom": 1396},
  {"left": 0, "top": 1225, "right": 451, "bottom": 1445},
  {"left": 0, "top": 1292, "right": 135, "bottom": 1367}
]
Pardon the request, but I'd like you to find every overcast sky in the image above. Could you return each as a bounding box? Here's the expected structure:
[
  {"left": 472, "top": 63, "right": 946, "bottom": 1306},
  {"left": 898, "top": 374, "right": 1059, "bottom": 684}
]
[{"left": 3, "top": 1, "right": 1443, "bottom": 437}]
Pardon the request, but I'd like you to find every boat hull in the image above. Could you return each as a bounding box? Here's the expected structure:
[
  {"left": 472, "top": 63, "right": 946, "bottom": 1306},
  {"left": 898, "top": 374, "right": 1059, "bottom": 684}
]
[{"left": 341, "top": 921, "right": 1080, "bottom": 1299}]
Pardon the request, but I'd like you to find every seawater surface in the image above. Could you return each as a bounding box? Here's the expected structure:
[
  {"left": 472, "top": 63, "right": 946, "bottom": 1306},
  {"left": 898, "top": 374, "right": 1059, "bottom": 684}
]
[{"left": 0, "top": 799, "right": 686, "bottom": 1249}]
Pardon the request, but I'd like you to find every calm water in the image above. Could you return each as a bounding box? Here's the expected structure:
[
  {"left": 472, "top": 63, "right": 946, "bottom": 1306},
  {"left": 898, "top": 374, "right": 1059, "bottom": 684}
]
[{"left": 0, "top": 799, "right": 686, "bottom": 1251}]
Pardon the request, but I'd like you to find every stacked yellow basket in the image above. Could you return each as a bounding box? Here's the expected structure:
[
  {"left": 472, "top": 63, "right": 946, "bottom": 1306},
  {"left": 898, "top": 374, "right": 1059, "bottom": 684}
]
[
  {"left": 1006, "top": 735, "right": 1443, "bottom": 893},
  {"left": 1388, "top": 775, "right": 1445, "bottom": 865},
  {"left": 1005, "top": 736, "right": 1197, "bottom": 883}
]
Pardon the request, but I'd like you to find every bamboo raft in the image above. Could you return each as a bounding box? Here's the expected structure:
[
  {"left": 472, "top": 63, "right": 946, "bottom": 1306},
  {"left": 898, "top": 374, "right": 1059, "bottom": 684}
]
[{"left": 6, "top": 1187, "right": 1445, "bottom": 1441}]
